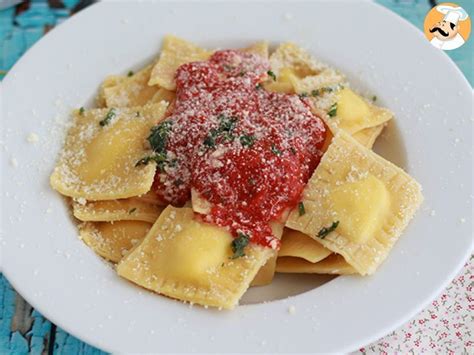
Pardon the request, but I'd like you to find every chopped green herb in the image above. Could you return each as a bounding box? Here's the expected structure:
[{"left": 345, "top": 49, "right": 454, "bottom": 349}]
[
  {"left": 240, "top": 134, "right": 256, "bottom": 148},
  {"left": 256, "top": 83, "right": 263, "bottom": 90},
  {"left": 271, "top": 144, "right": 282, "bottom": 156},
  {"left": 148, "top": 120, "right": 172, "bottom": 153},
  {"left": 138, "top": 120, "right": 173, "bottom": 170},
  {"left": 202, "top": 115, "right": 238, "bottom": 149},
  {"left": 239, "top": 71, "right": 246, "bottom": 77},
  {"left": 203, "top": 133, "right": 216, "bottom": 148},
  {"left": 218, "top": 114, "right": 237, "bottom": 133},
  {"left": 298, "top": 202, "right": 306, "bottom": 216},
  {"left": 312, "top": 87, "right": 335, "bottom": 97},
  {"left": 127, "top": 70, "right": 134, "bottom": 77},
  {"left": 99, "top": 108, "right": 116, "bottom": 126},
  {"left": 129, "top": 208, "right": 137, "bottom": 214},
  {"left": 299, "top": 92, "right": 308, "bottom": 98},
  {"left": 135, "top": 152, "right": 168, "bottom": 171},
  {"left": 372, "top": 95, "right": 377, "bottom": 102},
  {"left": 328, "top": 103, "right": 338, "bottom": 117},
  {"left": 317, "top": 221, "right": 339, "bottom": 239},
  {"left": 267, "top": 70, "right": 276, "bottom": 81},
  {"left": 290, "top": 147, "right": 297, "bottom": 155},
  {"left": 231, "top": 232, "right": 250, "bottom": 259},
  {"left": 79, "top": 107, "right": 85, "bottom": 115}
]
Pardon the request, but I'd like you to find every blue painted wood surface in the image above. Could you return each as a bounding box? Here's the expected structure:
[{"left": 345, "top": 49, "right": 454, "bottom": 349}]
[{"left": 0, "top": 1, "right": 472, "bottom": 354}]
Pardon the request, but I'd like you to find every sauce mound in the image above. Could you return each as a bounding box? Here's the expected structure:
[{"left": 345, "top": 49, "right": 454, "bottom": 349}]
[{"left": 152, "top": 49, "right": 326, "bottom": 249}]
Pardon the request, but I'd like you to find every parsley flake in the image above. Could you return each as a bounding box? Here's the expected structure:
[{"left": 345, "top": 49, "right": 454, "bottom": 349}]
[
  {"left": 256, "top": 83, "right": 263, "bottom": 90},
  {"left": 271, "top": 144, "right": 282, "bottom": 156},
  {"left": 317, "top": 221, "right": 339, "bottom": 239},
  {"left": 372, "top": 95, "right": 377, "bottom": 102},
  {"left": 328, "top": 103, "right": 338, "bottom": 117},
  {"left": 202, "top": 115, "right": 238, "bottom": 149},
  {"left": 127, "top": 70, "right": 134, "bottom": 77},
  {"left": 311, "top": 87, "right": 334, "bottom": 97},
  {"left": 203, "top": 130, "right": 218, "bottom": 148},
  {"left": 135, "top": 152, "right": 167, "bottom": 171},
  {"left": 148, "top": 120, "right": 172, "bottom": 153},
  {"left": 79, "top": 107, "right": 85, "bottom": 115},
  {"left": 240, "top": 134, "right": 256, "bottom": 148},
  {"left": 267, "top": 70, "right": 276, "bottom": 81},
  {"left": 129, "top": 208, "right": 137, "bottom": 214},
  {"left": 231, "top": 232, "right": 250, "bottom": 259},
  {"left": 298, "top": 202, "right": 306, "bottom": 216},
  {"left": 99, "top": 108, "right": 116, "bottom": 126}
]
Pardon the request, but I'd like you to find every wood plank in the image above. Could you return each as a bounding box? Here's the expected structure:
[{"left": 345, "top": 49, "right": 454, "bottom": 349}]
[
  {"left": 53, "top": 327, "right": 106, "bottom": 355},
  {"left": 0, "top": 275, "right": 52, "bottom": 354}
]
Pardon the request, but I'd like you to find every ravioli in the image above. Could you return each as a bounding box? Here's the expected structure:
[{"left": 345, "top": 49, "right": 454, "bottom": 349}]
[
  {"left": 250, "top": 220, "right": 285, "bottom": 286},
  {"left": 79, "top": 220, "right": 151, "bottom": 263},
  {"left": 276, "top": 254, "right": 356, "bottom": 275},
  {"left": 150, "top": 87, "right": 176, "bottom": 104},
  {"left": 352, "top": 123, "right": 386, "bottom": 149},
  {"left": 96, "top": 75, "right": 126, "bottom": 107},
  {"left": 268, "top": 42, "right": 345, "bottom": 94},
  {"left": 50, "top": 102, "right": 168, "bottom": 200},
  {"left": 191, "top": 188, "right": 285, "bottom": 286},
  {"left": 269, "top": 42, "right": 327, "bottom": 77},
  {"left": 148, "top": 35, "right": 211, "bottom": 90},
  {"left": 73, "top": 195, "right": 164, "bottom": 223},
  {"left": 263, "top": 68, "right": 295, "bottom": 94},
  {"left": 278, "top": 228, "right": 332, "bottom": 263},
  {"left": 328, "top": 88, "right": 393, "bottom": 134},
  {"left": 241, "top": 41, "right": 269, "bottom": 59},
  {"left": 286, "top": 131, "right": 423, "bottom": 275},
  {"left": 103, "top": 65, "right": 160, "bottom": 108},
  {"left": 117, "top": 206, "right": 272, "bottom": 309}
]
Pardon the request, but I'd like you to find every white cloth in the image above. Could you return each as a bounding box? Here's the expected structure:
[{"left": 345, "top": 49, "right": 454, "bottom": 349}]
[{"left": 430, "top": 33, "right": 465, "bottom": 50}]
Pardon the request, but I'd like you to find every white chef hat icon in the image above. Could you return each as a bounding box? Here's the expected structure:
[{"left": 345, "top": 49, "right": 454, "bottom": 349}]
[{"left": 436, "top": 5, "right": 469, "bottom": 25}]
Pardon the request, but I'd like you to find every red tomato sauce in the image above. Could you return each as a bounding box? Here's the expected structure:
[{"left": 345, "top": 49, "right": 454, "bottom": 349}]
[{"left": 152, "top": 49, "right": 326, "bottom": 249}]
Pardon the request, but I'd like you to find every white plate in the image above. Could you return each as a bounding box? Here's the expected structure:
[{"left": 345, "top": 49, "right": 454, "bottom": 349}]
[{"left": 1, "top": 1, "right": 472, "bottom": 353}]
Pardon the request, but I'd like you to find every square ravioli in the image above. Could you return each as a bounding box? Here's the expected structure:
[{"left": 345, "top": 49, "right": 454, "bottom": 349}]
[
  {"left": 352, "top": 123, "right": 386, "bottom": 149},
  {"left": 276, "top": 254, "right": 356, "bottom": 275},
  {"left": 148, "top": 35, "right": 211, "bottom": 90},
  {"left": 73, "top": 195, "right": 164, "bottom": 223},
  {"left": 267, "top": 42, "right": 345, "bottom": 96},
  {"left": 314, "top": 88, "right": 393, "bottom": 135},
  {"left": 117, "top": 206, "right": 273, "bottom": 309},
  {"left": 79, "top": 221, "right": 152, "bottom": 263},
  {"left": 241, "top": 41, "right": 269, "bottom": 59},
  {"left": 50, "top": 102, "right": 168, "bottom": 200},
  {"left": 102, "top": 64, "right": 161, "bottom": 108},
  {"left": 286, "top": 131, "right": 423, "bottom": 275},
  {"left": 191, "top": 188, "right": 286, "bottom": 287},
  {"left": 278, "top": 228, "right": 332, "bottom": 263}
]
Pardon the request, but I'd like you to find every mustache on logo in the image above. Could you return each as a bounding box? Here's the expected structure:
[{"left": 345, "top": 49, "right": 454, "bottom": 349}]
[{"left": 430, "top": 27, "right": 449, "bottom": 37}]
